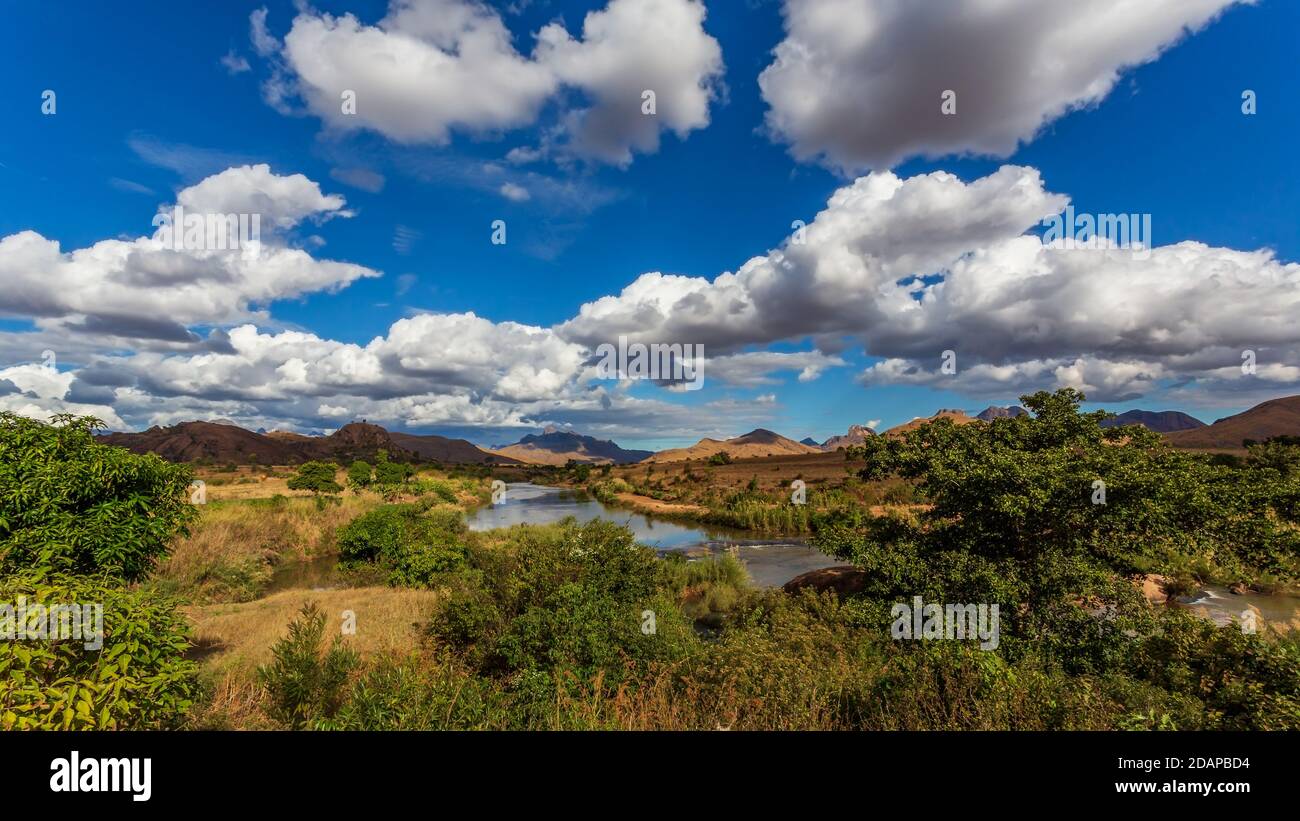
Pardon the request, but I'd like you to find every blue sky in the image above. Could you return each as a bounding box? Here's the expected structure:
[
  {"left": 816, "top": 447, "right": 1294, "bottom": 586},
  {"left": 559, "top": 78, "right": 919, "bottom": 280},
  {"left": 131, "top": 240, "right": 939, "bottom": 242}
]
[{"left": 2, "top": 0, "right": 1298, "bottom": 449}]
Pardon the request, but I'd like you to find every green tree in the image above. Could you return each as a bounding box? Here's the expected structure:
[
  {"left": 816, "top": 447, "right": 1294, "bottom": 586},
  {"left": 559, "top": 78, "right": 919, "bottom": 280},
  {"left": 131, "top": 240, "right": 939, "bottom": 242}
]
[
  {"left": 833, "top": 389, "right": 1300, "bottom": 652},
  {"left": 373, "top": 450, "right": 411, "bottom": 486},
  {"left": 337, "top": 504, "right": 468, "bottom": 587},
  {"left": 347, "top": 460, "right": 373, "bottom": 489},
  {"left": 0, "top": 413, "right": 196, "bottom": 581},
  {"left": 287, "top": 461, "right": 342, "bottom": 495}
]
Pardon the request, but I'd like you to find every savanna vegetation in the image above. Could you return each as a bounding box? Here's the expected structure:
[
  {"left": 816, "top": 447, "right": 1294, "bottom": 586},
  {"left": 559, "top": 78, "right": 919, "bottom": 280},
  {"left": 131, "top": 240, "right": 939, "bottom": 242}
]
[{"left": 3, "top": 393, "right": 1298, "bottom": 731}]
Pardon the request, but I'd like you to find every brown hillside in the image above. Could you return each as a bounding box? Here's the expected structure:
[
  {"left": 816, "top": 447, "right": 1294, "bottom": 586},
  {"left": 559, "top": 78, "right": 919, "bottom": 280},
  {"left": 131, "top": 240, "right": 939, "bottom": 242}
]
[
  {"left": 882, "top": 409, "right": 980, "bottom": 437},
  {"left": 490, "top": 429, "right": 651, "bottom": 465},
  {"left": 98, "top": 420, "right": 503, "bottom": 464},
  {"left": 648, "top": 428, "right": 820, "bottom": 463},
  {"left": 98, "top": 421, "right": 302, "bottom": 464},
  {"left": 389, "top": 432, "right": 518, "bottom": 464},
  {"left": 821, "top": 423, "right": 876, "bottom": 451},
  {"left": 1165, "top": 396, "right": 1300, "bottom": 450}
]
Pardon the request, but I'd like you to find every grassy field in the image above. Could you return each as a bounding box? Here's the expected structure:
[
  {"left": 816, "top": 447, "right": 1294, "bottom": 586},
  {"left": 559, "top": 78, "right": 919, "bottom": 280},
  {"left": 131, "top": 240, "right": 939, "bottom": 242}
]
[
  {"left": 154, "top": 466, "right": 492, "bottom": 728},
  {"left": 150, "top": 493, "right": 380, "bottom": 603}
]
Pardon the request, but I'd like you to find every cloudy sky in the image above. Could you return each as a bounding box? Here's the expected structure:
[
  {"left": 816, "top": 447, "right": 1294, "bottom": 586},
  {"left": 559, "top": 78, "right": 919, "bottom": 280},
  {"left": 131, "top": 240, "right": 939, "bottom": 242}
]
[{"left": 2, "top": 0, "right": 1298, "bottom": 449}]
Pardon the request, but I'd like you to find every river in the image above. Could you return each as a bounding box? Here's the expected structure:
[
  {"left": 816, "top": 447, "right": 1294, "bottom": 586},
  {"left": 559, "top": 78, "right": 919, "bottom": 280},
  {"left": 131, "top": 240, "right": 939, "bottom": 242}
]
[
  {"left": 267, "top": 482, "right": 1300, "bottom": 630},
  {"left": 465, "top": 482, "right": 842, "bottom": 588}
]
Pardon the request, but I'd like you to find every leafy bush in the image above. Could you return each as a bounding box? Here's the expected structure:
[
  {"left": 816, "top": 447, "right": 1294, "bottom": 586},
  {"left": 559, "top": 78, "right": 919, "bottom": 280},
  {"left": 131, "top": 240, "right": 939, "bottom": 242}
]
[
  {"left": 0, "top": 413, "right": 196, "bottom": 581},
  {"left": 708, "top": 451, "right": 733, "bottom": 465},
  {"left": 287, "top": 461, "right": 342, "bottom": 495},
  {"left": 0, "top": 571, "right": 199, "bottom": 729},
  {"left": 336, "top": 504, "right": 468, "bottom": 587},
  {"left": 373, "top": 450, "right": 412, "bottom": 486},
  {"left": 428, "top": 519, "right": 697, "bottom": 689},
  {"left": 347, "top": 460, "right": 373, "bottom": 489},
  {"left": 258, "top": 603, "right": 357, "bottom": 729},
  {"left": 317, "top": 653, "right": 499, "bottom": 730},
  {"left": 837, "top": 388, "right": 1300, "bottom": 635}
]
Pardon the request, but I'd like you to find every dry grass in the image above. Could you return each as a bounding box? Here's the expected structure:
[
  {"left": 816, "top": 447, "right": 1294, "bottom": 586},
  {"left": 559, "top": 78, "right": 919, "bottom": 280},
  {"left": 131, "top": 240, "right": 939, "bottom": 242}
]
[
  {"left": 183, "top": 586, "right": 441, "bottom": 729},
  {"left": 185, "top": 586, "right": 441, "bottom": 678},
  {"left": 192, "top": 465, "right": 309, "bottom": 501},
  {"left": 613, "top": 449, "right": 867, "bottom": 492},
  {"left": 153, "top": 494, "right": 382, "bottom": 603}
]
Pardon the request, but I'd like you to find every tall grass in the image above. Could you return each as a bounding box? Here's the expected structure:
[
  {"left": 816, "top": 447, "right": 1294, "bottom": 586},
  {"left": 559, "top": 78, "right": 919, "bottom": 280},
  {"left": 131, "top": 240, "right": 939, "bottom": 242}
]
[
  {"left": 152, "top": 494, "right": 381, "bottom": 603},
  {"left": 661, "top": 552, "right": 750, "bottom": 624}
]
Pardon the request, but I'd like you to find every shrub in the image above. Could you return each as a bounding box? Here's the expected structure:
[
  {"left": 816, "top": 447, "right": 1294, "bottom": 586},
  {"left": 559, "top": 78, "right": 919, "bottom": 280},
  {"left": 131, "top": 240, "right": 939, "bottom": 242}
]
[
  {"left": 258, "top": 603, "right": 357, "bottom": 729},
  {"left": 428, "top": 519, "right": 697, "bottom": 687},
  {"left": 317, "top": 653, "right": 499, "bottom": 730},
  {"left": 0, "top": 571, "right": 199, "bottom": 729},
  {"left": 347, "top": 460, "right": 373, "bottom": 489},
  {"left": 0, "top": 413, "right": 196, "bottom": 581},
  {"left": 336, "top": 504, "right": 468, "bottom": 587},
  {"left": 287, "top": 461, "right": 342, "bottom": 495},
  {"left": 373, "top": 450, "right": 412, "bottom": 486}
]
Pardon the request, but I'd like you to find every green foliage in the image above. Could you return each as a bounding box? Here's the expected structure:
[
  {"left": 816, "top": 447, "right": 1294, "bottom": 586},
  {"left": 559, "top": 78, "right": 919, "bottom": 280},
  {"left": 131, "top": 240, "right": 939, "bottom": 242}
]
[
  {"left": 336, "top": 503, "right": 469, "bottom": 586},
  {"left": 703, "top": 498, "right": 812, "bottom": 532},
  {"left": 317, "top": 653, "right": 498, "bottom": 730},
  {"left": 346, "top": 460, "right": 373, "bottom": 489},
  {"left": 258, "top": 602, "right": 357, "bottom": 729},
  {"left": 0, "top": 571, "right": 199, "bottom": 729},
  {"left": 586, "top": 478, "right": 632, "bottom": 505},
  {"left": 428, "top": 519, "right": 696, "bottom": 690},
  {"left": 0, "top": 413, "right": 196, "bottom": 581},
  {"left": 1125, "top": 609, "right": 1300, "bottom": 730},
  {"left": 372, "top": 450, "right": 412, "bottom": 486},
  {"left": 708, "top": 450, "right": 733, "bottom": 465},
  {"left": 564, "top": 460, "right": 593, "bottom": 482},
  {"left": 287, "top": 461, "right": 342, "bottom": 495},
  {"left": 839, "top": 389, "right": 1300, "bottom": 610},
  {"left": 660, "top": 552, "right": 750, "bottom": 624}
]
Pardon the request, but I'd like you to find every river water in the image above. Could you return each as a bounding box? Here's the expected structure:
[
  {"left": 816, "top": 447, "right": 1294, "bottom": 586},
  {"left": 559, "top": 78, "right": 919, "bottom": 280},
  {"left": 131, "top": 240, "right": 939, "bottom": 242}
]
[
  {"left": 267, "top": 482, "right": 1300, "bottom": 628},
  {"left": 464, "top": 482, "right": 841, "bottom": 588}
]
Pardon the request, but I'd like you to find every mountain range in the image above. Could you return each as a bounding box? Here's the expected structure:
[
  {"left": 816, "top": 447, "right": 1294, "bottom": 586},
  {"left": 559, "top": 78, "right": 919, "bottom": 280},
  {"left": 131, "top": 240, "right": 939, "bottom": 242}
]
[
  {"left": 976, "top": 405, "right": 1028, "bottom": 421},
  {"left": 1099, "top": 409, "right": 1206, "bottom": 433},
  {"left": 647, "top": 428, "right": 821, "bottom": 462},
  {"left": 489, "top": 426, "right": 652, "bottom": 465},
  {"left": 98, "top": 421, "right": 514, "bottom": 465},
  {"left": 819, "top": 424, "right": 877, "bottom": 450},
  {"left": 882, "top": 409, "right": 980, "bottom": 436},
  {"left": 91, "top": 395, "right": 1300, "bottom": 466}
]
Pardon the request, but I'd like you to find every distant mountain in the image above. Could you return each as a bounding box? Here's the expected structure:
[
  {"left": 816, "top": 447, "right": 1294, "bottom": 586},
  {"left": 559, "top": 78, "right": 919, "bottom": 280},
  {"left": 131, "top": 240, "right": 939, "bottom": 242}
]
[
  {"left": 1165, "top": 396, "right": 1300, "bottom": 450},
  {"left": 390, "top": 432, "right": 521, "bottom": 464},
  {"left": 491, "top": 429, "right": 651, "bottom": 465},
  {"left": 821, "top": 423, "right": 876, "bottom": 451},
  {"left": 648, "top": 428, "right": 821, "bottom": 463},
  {"left": 97, "top": 420, "right": 504, "bottom": 464},
  {"left": 265, "top": 429, "right": 315, "bottom": 443},
  {"left": 799, "top": 437, "right": 819, "bottom": 446},
  {"left": 883, "top": 409, "right": 980, "bottom": 437},
  {"left": 98, "top": 421, "right": 304, "bottom": 464},
  {"left": 976, "top": 405, "right": 1027, "bottom": 421},
  {"left": 1100, "top": 409, "right": 1206, "bottom": 433}
]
